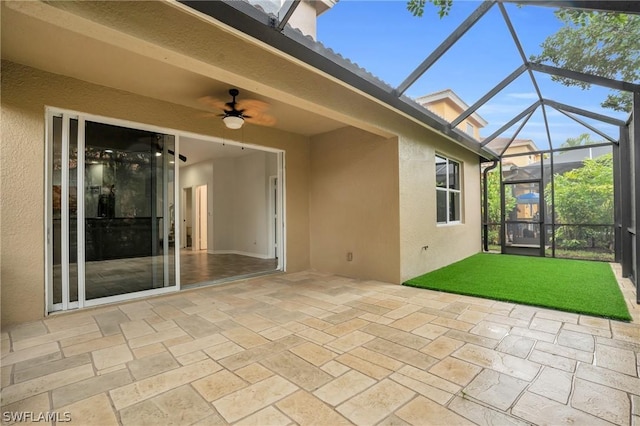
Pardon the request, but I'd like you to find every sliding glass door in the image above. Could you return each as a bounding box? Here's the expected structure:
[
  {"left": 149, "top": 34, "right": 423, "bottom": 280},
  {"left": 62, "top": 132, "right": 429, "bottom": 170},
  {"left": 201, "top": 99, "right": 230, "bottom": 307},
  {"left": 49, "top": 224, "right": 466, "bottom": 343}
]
[{"left": 47, "top": 110, "right": 178, "bottom": 312}]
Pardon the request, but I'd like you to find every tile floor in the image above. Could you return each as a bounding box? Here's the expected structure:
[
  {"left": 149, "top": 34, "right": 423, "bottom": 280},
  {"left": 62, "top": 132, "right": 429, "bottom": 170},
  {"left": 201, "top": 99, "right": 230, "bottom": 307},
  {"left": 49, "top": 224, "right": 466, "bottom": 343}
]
[
  {"left": 180, "top": 250, "right": 278, "bottom": 286},
  {"left": 1, "top": 265, "right": 638, "bottom": 425},
  {"left": 53, "top": 250, "right": 278, "bottom": 301}
]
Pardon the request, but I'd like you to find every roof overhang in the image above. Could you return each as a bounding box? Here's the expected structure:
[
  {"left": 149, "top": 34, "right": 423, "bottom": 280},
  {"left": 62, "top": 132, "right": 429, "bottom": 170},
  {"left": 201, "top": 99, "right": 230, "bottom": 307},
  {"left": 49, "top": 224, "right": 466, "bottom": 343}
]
[{"left": 179, "top": 0, "right": 498, "bottom": 160}]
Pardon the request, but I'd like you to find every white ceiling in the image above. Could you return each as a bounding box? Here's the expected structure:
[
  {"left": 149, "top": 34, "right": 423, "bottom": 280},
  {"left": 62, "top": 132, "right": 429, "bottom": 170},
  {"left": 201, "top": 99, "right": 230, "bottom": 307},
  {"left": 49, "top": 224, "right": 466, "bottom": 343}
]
[{"left": 177, "top": 136, "right": 265, "bottom": 167}]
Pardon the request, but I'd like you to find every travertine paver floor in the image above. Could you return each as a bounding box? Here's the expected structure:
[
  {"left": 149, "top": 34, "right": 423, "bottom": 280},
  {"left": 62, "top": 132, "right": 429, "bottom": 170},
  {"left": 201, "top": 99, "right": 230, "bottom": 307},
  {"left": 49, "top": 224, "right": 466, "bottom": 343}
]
[{"left": 1, "top": 267, "right": 638, "bottom": 425}]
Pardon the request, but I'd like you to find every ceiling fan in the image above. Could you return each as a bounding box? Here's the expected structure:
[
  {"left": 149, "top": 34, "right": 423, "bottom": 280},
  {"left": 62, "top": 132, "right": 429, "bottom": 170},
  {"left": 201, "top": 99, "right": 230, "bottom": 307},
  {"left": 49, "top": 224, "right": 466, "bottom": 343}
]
[{"left": 200, "top": 89, "right": 276, "bottom": 129}]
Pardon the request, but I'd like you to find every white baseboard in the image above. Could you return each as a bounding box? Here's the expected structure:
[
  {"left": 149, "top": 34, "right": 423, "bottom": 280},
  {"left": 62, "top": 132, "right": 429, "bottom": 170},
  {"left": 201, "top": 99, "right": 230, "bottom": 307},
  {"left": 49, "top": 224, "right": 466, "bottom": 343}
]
[{"left": 208, "top": 250, "right": 271, "bottom": 260}]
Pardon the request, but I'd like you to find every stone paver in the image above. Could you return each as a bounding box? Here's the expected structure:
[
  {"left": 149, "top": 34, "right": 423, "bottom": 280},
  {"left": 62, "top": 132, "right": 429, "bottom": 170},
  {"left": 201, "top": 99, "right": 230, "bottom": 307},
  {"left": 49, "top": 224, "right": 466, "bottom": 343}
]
[
  {"left": 463, "top": 369, "right": 528, "bottom": 411},
  {"left": 1, "top": 270, "right": 638, "bottom": 425}
]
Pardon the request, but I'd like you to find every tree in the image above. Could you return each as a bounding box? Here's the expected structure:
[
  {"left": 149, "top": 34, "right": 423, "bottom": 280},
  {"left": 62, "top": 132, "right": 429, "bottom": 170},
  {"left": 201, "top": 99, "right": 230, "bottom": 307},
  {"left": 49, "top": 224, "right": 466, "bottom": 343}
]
[
  {"left": 407, "top": 0, "right": 452, "bottom": 18},
  {"left": 406, "top": 3, "right": 638, "bottom": 112},
  {"left": 545, "top": 153, "right": 614, "bottom": 249},
  {"left": 483, "top": 166, "right": 516, "bottom": 245},
  {"left": 530, "top": 10, "right": 639, "bottom": 112},
  {"left": 560, "top": 133, "right": 600, "bottom": 149}
]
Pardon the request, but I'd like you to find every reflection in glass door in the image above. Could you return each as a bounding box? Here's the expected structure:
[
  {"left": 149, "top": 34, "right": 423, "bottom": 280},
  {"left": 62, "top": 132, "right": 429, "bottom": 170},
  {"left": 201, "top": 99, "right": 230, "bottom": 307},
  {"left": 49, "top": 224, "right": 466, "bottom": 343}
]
[{"left": 47, "top": 110, "right": 178, "bottom": 312}]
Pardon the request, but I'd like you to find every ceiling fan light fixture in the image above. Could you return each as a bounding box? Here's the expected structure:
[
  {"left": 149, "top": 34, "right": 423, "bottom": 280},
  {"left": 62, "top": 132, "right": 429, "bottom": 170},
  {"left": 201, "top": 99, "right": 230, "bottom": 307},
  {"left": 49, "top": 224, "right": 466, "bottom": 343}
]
[{"left": 223, "top": 114, "right": 244, "bottom": 129}]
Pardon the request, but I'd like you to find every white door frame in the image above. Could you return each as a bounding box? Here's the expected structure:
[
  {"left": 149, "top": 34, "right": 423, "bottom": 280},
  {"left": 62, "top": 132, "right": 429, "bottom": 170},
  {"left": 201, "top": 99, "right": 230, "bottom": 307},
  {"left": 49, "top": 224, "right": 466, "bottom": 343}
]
[
  {"left": 195, "top": 184, "right": 208, "bottom": 251},
  {"left": 45, "top": 107, "right": 181, "bottom": 314}
]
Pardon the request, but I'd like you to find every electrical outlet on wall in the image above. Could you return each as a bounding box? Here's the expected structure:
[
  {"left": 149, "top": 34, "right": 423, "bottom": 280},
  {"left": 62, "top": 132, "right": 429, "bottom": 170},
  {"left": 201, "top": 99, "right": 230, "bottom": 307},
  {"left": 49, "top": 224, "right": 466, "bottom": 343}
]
[{"left": 347, "top": 252, "right": 353, "bottom": 261}]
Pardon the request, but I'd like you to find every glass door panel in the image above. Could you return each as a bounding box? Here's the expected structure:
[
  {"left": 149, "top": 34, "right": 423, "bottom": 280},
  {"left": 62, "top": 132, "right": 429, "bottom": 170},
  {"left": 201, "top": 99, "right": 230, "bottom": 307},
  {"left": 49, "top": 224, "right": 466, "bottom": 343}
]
[
  {"left": 69, "top": 119, "right": 79, "bottom": 303},
  {"left": 51, "top": 116, "right": 79, "bottom": 307},
  {"left": 84, "top": 121, "right": 175, "bottom": 301},
  {"left": 52, "top": 116, "right": 63, "bottom": 305},
  {"left": 48, "top": 111, "right": 177, "bottom": 313}
]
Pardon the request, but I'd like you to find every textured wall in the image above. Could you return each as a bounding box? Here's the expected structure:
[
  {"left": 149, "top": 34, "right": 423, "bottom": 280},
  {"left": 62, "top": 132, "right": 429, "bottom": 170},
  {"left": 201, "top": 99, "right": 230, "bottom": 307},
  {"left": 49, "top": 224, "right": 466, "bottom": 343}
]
[
  {"left": 1, "top": 0, "right": 487, "bottom": 325},
  {"left": 310, "top": 127, "right": 401, "bottom": 283},
  {"left": 398, "top": 127, "right": 482, "bottom": 283},
  {"left": 0, "top": 62, "right": 311, "bottom": 325}
]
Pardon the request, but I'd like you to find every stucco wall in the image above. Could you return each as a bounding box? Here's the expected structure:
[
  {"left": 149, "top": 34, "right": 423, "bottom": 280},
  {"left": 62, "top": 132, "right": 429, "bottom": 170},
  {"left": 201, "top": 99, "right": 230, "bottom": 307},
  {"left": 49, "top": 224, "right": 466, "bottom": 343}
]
[
  {"left": 2, "top": 0, "right": 486, "bottom": 325},
  {"left": 309, "top": 127, "right": 401, "bottom": 283},
  {"left": 0, "top": 61, "right": 311, "bottom": 325},
  {"left": 398, "top": 129, "right": 482, "bottom": 283}
]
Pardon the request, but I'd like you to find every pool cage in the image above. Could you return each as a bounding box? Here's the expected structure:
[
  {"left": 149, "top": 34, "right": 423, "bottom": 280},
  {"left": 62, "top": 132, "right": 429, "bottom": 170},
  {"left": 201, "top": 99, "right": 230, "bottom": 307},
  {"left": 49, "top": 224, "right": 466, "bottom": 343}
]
[
  {"left": 482, "top": 107, "right": 637, "bottom": 292},
  {"left": 184, "top": 0, "right": 639, "bottom": 302}
]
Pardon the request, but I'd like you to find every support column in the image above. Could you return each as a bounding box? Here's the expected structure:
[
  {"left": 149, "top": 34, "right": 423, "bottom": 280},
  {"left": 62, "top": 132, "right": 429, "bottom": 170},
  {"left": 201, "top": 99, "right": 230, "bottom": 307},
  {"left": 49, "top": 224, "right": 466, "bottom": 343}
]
[
  {"left": 633, "top": 91, "right": 640, "bottom": 302},
  {"left": 619, "top": 126, "right": 632, "bottom": 278},
  {"left": 612, "top": 135, "right": 621, "bottom": 263}
]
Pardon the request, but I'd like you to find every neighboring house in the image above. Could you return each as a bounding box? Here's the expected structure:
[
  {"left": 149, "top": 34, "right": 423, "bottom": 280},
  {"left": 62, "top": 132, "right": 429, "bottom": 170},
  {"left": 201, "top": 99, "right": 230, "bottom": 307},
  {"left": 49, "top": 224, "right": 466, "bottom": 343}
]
[
  {"left": 486, "top": 137, "right": 541, "bottom": 168},
  {"left": 416, "top": 89, "right": 488, "bottom": 140},
  {"left": 1, "top": 1, "right": 483, "bottom": 325}
]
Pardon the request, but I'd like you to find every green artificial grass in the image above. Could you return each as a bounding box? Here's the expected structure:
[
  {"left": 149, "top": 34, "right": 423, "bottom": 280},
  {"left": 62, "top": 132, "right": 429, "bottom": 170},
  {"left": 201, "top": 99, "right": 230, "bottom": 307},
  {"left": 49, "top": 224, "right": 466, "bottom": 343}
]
[{"left": 404, "top": 253, "right": 631, "bottom": 321}]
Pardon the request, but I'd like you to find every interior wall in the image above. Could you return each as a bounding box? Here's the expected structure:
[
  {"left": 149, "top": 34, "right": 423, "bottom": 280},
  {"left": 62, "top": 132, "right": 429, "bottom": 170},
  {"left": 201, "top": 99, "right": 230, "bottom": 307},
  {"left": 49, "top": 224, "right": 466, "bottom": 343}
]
[
  {"left": 234, "top": 152, "right": 269, "bottom": 257},
  {"left": 211, "top": 152, "right": 274, "bottom": 258},
  {"left": 0, "top": 61, "right": 311, "bottom": 325},
  {"left": 309, "top": 126, "right": 401, "bottom": 284},
  {"left": 211, "top": 158, "right": 235, "bottom": 251}
]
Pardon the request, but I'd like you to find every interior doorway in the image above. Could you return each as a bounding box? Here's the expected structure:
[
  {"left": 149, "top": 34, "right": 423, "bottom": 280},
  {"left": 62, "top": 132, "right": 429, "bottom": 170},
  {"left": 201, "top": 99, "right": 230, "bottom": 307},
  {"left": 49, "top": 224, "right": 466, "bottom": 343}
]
[
  {"left": 182, "top": 187, "right": 192, "bottom": 249},
  {"left": 178, "top": 136, "right": 284, "bottom": 286},
  {"left": 195, "top": 184, "right": 208, "bottom": 251}
]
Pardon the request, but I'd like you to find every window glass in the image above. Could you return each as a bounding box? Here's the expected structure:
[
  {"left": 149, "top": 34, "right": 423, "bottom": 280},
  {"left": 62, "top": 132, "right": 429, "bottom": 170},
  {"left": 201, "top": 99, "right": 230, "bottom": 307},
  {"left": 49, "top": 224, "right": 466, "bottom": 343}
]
[
  {"left": 435, "top": 155, "right": 447, "bottom": 188},
  {"left": 449, "top": 160, "right": 460, "bottom": 190},
  {"left": 450, "top": 191, "right": 461, "bottom": 222},
  {"left": 436, "top": 154, "right": 462, "bottom": 224},
  {"left": 437, "top": 190, "right": 447, "bottom": 223}
]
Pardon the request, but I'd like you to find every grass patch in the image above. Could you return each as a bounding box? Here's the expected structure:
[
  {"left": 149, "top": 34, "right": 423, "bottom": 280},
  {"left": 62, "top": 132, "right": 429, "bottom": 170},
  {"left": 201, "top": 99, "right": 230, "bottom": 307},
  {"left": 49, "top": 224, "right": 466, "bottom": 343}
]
[{"left": 404, "top": 253, "right": 631, "bottom": 321}]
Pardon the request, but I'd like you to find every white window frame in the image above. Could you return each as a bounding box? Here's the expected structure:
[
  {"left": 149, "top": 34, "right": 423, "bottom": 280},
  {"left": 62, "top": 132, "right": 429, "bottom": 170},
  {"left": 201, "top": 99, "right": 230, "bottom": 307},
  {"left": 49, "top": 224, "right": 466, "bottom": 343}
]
[
  {"left": 436, "top": 154, "right": 462, "bottom": 225},
  {"left": 466, "top": 123, "right": 474, "bottom": 136}
]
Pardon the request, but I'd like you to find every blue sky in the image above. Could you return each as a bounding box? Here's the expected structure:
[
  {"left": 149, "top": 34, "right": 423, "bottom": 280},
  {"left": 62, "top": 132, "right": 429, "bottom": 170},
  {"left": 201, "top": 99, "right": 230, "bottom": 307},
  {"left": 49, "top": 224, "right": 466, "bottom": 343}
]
[{"left": 317, "top": 1, "right": 628, "bottom": 150}]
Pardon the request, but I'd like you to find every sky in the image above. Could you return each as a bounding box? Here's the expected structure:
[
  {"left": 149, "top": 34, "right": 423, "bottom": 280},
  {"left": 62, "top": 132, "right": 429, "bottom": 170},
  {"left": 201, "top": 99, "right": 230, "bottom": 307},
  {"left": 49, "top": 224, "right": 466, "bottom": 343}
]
[{"left": 315, "top": 1, "right": 629, "bottom": 151}]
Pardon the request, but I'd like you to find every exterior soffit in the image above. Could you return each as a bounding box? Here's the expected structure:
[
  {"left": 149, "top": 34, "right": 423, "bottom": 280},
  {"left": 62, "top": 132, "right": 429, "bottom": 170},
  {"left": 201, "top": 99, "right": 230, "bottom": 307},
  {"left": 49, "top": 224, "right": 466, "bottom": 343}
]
[
  {"left": 179, "top": 0, "right": 497, "bottom": 160},
  {"left": 0, "top": 0, "right": 395, "bottom": 138}
]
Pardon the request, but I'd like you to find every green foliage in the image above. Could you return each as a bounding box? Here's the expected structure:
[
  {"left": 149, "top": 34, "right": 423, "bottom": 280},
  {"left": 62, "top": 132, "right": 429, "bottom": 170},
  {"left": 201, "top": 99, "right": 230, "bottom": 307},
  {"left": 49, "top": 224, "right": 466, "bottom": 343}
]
[
  {"left": 406, "top": 0, "right": 453, "bottom": 18},
  {"left": 560, "top": 133, "right": 600, "bottom": 149},
  {"left": 546, "top": 153, "right": 614, "bottom": 250},
  {"left": 530, "top": 11, "right": 639, "bottom": 112},
  {"left": 483, "top": 167, "right": 516, "bottom": 245}
]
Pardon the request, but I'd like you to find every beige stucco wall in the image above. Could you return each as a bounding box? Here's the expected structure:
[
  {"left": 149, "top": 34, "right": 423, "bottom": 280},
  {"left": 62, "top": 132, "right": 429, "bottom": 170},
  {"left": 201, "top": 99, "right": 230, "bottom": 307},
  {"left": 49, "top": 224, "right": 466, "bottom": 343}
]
[
  {"left": 309, "top": 127, "right": 400, "bottom": 283},
  {"left": 424, "top": 99, "right": 482, "bottom": 140},
  {"left": 398, "top": 128, "right": 482, "bottom": 283},
  {"left": 1, "top": 0, "right": 485, "bottom": 325},
  {"left": 0, "top": 61, "right": 311, "bottom": 325}
]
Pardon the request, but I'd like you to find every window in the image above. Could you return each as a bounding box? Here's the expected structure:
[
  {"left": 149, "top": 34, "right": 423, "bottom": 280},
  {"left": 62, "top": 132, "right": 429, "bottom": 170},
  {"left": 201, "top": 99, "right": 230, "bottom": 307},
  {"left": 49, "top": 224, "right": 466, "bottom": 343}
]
[
  {"left": 466, "top": 123, "right": 474, "bottom": 136},
  {"left": 436, "top": 155, "right": 461, "bottom": 224}
]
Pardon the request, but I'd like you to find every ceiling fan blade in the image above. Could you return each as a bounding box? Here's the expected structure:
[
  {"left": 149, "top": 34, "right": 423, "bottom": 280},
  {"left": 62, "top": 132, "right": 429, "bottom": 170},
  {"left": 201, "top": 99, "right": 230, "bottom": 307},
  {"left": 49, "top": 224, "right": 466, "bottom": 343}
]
[
  {"left": 246, "top": 113, "right": 277, "bottom": 127},
  {"left": 236, "top": 99, "right": 270, "bottom": 114},
  {"left": 200, "top": 91, "right": 274, "bottom": 127},
  {"left": 198, "top": 95, "right": 228, "bottom": 110}
]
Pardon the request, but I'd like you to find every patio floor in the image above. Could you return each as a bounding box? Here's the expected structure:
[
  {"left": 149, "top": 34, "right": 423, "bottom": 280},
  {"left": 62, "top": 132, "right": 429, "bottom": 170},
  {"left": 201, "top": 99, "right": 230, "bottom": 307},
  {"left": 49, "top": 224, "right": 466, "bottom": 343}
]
[{"left": 1, "top": 267, "right": 639, "bottom": 425}]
